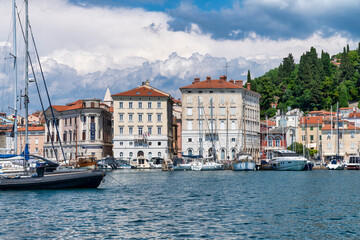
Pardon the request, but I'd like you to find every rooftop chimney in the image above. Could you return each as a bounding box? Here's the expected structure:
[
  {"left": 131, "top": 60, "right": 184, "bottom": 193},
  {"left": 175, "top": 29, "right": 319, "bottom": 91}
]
[
  {"left": 219, "top": 75, "right": 227, "bottom": 83},
  {"left": 229, "top": 79, "right": 235, "bottom": 84},
  {"left": 194, "top": 77, "right": 200, "bottom": 83},
  {"left": 235, "top": 80, "right": 243, "bottom": 87},
  {"left": 247, "top": 82, "right": 251, "bottom": 90},
  {"left": 206, "top": 76, "right": 211, "bottom": 83},
  {"left": 145, "top": 79, "right": 150, "bottom": 86}
]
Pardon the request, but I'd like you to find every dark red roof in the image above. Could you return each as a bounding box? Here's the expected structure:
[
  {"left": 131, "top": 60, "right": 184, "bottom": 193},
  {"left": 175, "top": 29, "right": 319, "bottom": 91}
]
[
  {"left": 180, "top": 79, "right": 242, "bottom": 89},
  {"left": 300, "top": 116, "right": 323, "bottom": 124},
  {"left": 112, "top": 85, "right": 169, "bottom": 97}
]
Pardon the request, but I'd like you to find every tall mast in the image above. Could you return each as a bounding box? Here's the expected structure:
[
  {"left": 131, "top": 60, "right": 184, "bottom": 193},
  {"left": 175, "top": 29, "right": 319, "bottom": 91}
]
[
  {"left": 12, "top": 0, "right": 18, "bottom": 154},
  {"left": 198, "top": 97, "right": 202, "bottom": 157},
  {"left": 331, "top": 106, "right": 333, "bottom": 154},
  {"left": 24, "top": 0, "right": 29, "bottom": 148},
  {"left": 210, "top": 98, "right": 216, "bottom": 160},
  {"left": 337, "top": 102, "right": 340, "bottom": 156}
]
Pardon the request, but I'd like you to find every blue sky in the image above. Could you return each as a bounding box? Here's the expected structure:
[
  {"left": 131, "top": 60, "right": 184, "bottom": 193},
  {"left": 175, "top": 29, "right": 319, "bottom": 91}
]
[{"left": 0, "top": 0, "right": 359, "bottom": 115}]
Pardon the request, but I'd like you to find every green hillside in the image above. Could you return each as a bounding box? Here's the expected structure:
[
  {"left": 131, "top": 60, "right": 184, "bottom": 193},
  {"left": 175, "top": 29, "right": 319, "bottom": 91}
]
[{"left": 248, "top": 43, "right": 360, "bottom": 119}]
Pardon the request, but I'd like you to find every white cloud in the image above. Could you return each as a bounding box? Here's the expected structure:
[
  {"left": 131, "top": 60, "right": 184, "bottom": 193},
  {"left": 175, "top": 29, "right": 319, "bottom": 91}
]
[{"left": 0, "top": 0, "right": 359, "bottom": 114}]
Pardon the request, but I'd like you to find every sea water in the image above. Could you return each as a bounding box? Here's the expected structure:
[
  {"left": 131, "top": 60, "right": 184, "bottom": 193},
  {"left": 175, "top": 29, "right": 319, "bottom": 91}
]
[{"left": 1, "top": 170, "right": 360, "bottom": 239}]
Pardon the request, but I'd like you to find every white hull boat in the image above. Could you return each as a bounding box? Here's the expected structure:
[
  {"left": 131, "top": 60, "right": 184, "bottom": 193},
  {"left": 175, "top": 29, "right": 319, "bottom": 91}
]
[{"left": 270, "top": 150, "right": 308, "bottom": 171}]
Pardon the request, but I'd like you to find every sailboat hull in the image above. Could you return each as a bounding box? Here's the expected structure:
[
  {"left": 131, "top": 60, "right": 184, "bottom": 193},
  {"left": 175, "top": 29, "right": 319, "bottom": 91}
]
[
  {"left": 233, "top": 162, "right": 256, "bottom": 171},
  {"left": 0, "top": 170, "right": 105, "bottom": 190}
]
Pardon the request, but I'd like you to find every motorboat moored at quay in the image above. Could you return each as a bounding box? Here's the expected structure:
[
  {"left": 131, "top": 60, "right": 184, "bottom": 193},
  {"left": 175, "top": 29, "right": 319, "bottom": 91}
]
[
  {"left": 326, "top": 155, "right": 345, "bottom": 170},
  {"left": 270, "top": 150, "right": 308, "bottom": 171}
]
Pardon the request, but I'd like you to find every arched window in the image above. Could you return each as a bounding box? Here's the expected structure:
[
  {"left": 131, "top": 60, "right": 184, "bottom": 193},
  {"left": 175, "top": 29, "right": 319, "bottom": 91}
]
[
  {"left": 148, "top": 152, "right": 152, "bottom": 159},
  {"left": 129, "top": 152, "right": 133, "bottom": 158},
  {"left": 188, "top": 149, "right": 193, "bottom": 156},
  {"left": 158, "top": 152, "right": 161, "bottom": 157},
  {"left": 231, "top": 149, "right": 236, "bottom": 159},
  {"left": 275, "top": 138, "right": 281, "bottom": 147},
  {"left": 120, "top": 152, "right": 123, "bottom": 157},
  {"left": 268, "top": 137, "right": 273, "bottom": 147},
  {"left": 221, "top": 149, "right": 225, "bottom": 160}
]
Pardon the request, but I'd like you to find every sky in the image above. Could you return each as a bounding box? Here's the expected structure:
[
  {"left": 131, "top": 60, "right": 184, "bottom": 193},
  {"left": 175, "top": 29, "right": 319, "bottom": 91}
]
[{"left": 0, "top": 0, "right": 359, "bottom": 115}]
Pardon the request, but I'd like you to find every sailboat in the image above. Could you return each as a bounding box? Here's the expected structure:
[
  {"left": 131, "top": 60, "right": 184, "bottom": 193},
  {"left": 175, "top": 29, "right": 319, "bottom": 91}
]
[
  {"left": 0, "top": 0, "right": 105, "bottom": 190},
  {"left": 326, "top": 103, "right": 345, "bottom": 170},
  {"left": 233, "top": 100, "right": 255, "bottom": 171}
]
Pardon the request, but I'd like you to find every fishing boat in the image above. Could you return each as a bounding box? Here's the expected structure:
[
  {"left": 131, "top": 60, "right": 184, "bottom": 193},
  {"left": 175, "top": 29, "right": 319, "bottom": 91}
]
[
  {"left": 0, "top": 1, "right": 106, "bottom": 190},
  {"left": 270, "top": 150, "right": 307, "bottom": 171}
]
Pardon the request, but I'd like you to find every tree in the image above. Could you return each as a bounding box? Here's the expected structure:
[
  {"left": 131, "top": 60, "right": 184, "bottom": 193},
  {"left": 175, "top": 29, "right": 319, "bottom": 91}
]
[
  {"left": 338, "top": 83, "right": 349, "bottom": 108},
  {"left": 247, "top": 69, "right": 251, "bottom": 82}
]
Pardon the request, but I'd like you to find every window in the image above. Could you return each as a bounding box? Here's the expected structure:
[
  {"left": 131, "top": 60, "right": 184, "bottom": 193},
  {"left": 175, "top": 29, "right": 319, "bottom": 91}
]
[
  {"left": 120, "top": 152, "right": 123, "bottom": 157},
  {"left": 129, "top": 142, "right": 133, "bottom": 146},
  {"left": 82, "top": 115, "right": 86, "bottom": 123},
  {"left": 129, "top": 114, "right": 133, "bottom": 122},
  {"left": 187, "top": 121, "right": 192, "bottom": 130},
  {"left": 310, "top": 126, "right": 313, "bottom": 131},
  {"left": 187, "top": 97, "right": 192, "bottom": 104},
  {"left": 148, "top": 102, "right": 152, "bottom": 109},
  {"left": 351, "top": 143, "right": 355, "bottom": 149},
  {"left": 327, "top": 143, "right": 332, "bottom": 149},
  {"left": 157, "top": 114, "right": 162, "bottom": 122},
  {"left": 157, "top": 127, "right": 161, "bottom": 135},
  {"left": 63, "top": 131, "right": 67, "bottom": 142},
  {"left": 319, "top": 126, "right": 322, "bottom": 130},
  {"left": 91, "top": 116, "right": 95, "bottom": 123},
  {"left": 220, "top": 108, "right": 225, "bottom": 116},
  {"left": 119, "top": 113, "right": 124, "bottom": 121},
  {"left": 35, "top": 138, "right": 39, "bottom": 145},
  {"left": 310, "top": 135, "right": 314, "bottom": 141},
  {"left": 129, "top": 152, "right": 133, "bottom": 158},
  {"left": 231, "top": 96, "right": 235, "bottom": 103},
  {"left": 69, "top": 118, "right": 72, "bottom": 125},
  {"left": 158, "top": 152, "right": 161, "bottom": 157},
  {"left": 220, "top": 96, "right": 225, "bottom": 104},
  {"left": 188, "top": 138, "right": 192, "bottom": 142},
  {"left": 188, "top": 149, "right": 193, "bottom": 156},
  {"left": 220, "top": 120, "right": 225, "bottom": 130},
  {"left": 275, "top": 138, "right": 280, "bottom": 147},
  {"left": 129, "top": 127, "right": 133, "bottom": 135},
  {"left": 199, "top": 96, "right": 203, "bottom": 104},
  {"left": 148, "top": 114, "right": 152, "bottom": 122},
  {"left": 35, "top": 147, "right": 38, "bottom": 153},
  {"left": 231, "top": 121, "right": 236, "bottom": 130},
  {"left": 82, "top": 130, "right": 86, "bottom": 140},
  {"left": 157, "top": 102, "right": 161, "bottom": 108},
  {"left": 231, "top": 108, "right": 236, "bottom": 116},
  {"left": 138, "top": 127, "right": 143, "bottom": 135},
  {"left": 231, "top": 138, "right": 236, "bottom": 142},
  {"left": 148, "top": 127, "right": 152, "bottom": 135},
  {"left": 187, "top": 108, "right": 193, "bottom": 116},
  {"left": 91, "top": 102, "right": 95, "bottom": 108},
  {"left": 138, "top": 102, "right": 142, "bottom": 109},
  {"left": 119, "top": 127, "right": 124, "bottom": 135},
  {"left": 120, "top": 142, "right": 123, "bottom": 146},
  {"left": 199, "top": 108, "right": 203, "bottom": 116},
  {"left": 268, "top": 137, "right": 273, "bottom": 146},
  {"left": 138, "top": 114, "right": 143, "bottom": 122},
  {"left": 351, "top": 132, "right": 355, "bottom": 138},
  {"left": 65, "top": 118, "right": 67, "bottom": 126},
  {"left": 119, "top": 102, "right": 123, "bottom": 108},
  {"left": 129, "top": 102, "right": 133, "bottom": 109},
  {"left": 158, "top": 142, "right": 161, "bottom": 146}
]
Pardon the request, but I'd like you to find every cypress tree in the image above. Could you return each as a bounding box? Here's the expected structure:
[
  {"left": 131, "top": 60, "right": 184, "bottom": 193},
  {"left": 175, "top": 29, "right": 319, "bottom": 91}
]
[
  {"left": 247, "top": 70, "right": 251, "bottom": 82},
  {"left": 347, "top": 44, "right": 350, "bottom": 53}
]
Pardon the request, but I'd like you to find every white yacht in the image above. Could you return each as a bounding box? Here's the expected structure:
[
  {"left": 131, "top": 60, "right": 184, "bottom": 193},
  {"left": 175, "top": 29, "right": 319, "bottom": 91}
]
[
  {"left": 270, "top": 150, "right": 308, "bottom": 171},
  {"left": 233, "top": 153, "right": 256, "bottom": 171},
  {"left": 326, "top": 155, "right": 345, "bottom": 170}
]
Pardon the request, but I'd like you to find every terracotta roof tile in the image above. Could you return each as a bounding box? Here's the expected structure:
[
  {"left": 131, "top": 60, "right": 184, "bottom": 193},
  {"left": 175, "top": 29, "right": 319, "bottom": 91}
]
[
  {"left": 180, "top": 79, "right": 242, "bottom": 89},
  {"left": 112, "top": 85, "right": 169, "bottom": 97},
  {"left": 52, "top": 100, "right": 84, "bottom": 112},
  {"left": 300, "top": 116, "right": 323, "bottom": 124},
  {"left": 349, "top": 112, "right": 360, "bottom": 118},
  {"left": 18, "top": 126, "right": 45, "bottom": 132}
]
